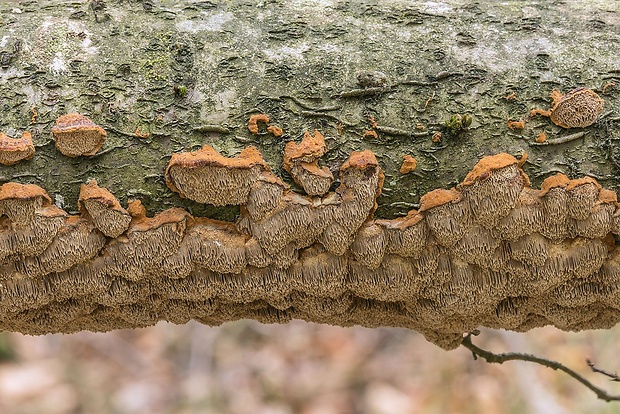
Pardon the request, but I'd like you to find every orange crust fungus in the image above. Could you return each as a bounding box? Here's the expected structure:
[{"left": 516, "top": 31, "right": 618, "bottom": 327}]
[
  {"left": 247, "top": 114, "right": 270, "bottom": 134},
  {"left": 0, "top": 182, "right": 51, "bottom": 204},
  {"left": 462, "top": 153, "right": 529, "bottom": 187},
  {"left": 530, "top": 88, "right": 604, "bottom": 129},
  {"left": 0, "top": 131, "right": 35, "bottom": 165},
  {"left": 247, "top": 114, "right": 284, "bottom": 137},
  {"left": 3, "top": 148, "right": 620, "bottom": 351},
  {"left": 399, "top": 155, "right": 417, "bottom": 174},
  {"left": 267, "top": 125, "right": 284, "bottom": 137},
  {"left": 507, "top": 119, "right": 525, "bottom": 130},
  {"left": 419, "top": 188, "right": 461, "bottom": 212},
  {"left": 51, "top": 113, "right": 107, "bottom": 157},
  {"left": 362, "top": 130, "right": 378, "bottom": 139}
]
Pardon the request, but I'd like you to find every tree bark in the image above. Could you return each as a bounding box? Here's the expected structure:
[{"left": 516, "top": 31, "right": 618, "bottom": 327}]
[{"left": 0, "top": 0, "right": 619, "bottom": 349}]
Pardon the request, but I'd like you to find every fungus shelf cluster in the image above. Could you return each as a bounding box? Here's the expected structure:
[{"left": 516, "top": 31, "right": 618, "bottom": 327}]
[{"left": 2, "top": 130, "right": 620, "bottom": 349}]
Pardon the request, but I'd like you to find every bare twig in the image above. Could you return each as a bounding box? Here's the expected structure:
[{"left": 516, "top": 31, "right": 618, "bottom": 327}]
[
  {"left": 337, "top": 86, "right": 391, "bottom": 98},
  {"left": 587, "top": 359, "right": 620, "bottom": 382},
  {"left": 528, "top": 131, "right": 588, "bottom": 146},
  {"left": 375, "top": 125, "right": 429, "bottom": 137},
  {"left": 461, "top": 333, "right": 620, "bottom": 402},
  {"left": 190, "top": 125, "right": 230, "bottom": 134},
  {"left": 300, "top": 110, "right": 355, "bottom": 126}
]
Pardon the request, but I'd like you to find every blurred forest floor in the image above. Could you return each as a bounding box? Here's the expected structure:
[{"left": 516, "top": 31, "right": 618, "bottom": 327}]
[{"left": 1, "top": 322, "right": 620, "bottom": 414}]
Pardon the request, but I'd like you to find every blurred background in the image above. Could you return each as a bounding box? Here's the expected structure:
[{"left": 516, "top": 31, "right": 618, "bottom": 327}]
[{"left": 0, "top": 321, "right": 619, "bottom": 414}]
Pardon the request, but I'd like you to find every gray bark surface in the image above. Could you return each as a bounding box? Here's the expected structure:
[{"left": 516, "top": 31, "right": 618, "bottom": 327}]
[{"left": 0, "top": 0, "right": 618, "bottom": 217}]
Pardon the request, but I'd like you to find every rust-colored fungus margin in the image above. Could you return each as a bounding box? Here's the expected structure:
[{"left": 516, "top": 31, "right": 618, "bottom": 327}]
[
  {"left": 3, "top": 149, "right": 620, "bottom": 351},
  {"left": 283, "top": 130, "right": 334, "bottom": 196},
  {"left": 51, "top": 113, "right": 107, "bottom": 157},
  {"left": 0, "top": 131, "right": 35, "bottom": 165}
]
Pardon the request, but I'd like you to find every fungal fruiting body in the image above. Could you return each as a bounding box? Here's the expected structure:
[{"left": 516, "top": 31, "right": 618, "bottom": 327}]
[
  {"left": 530, "top": 88, "right": 604, "bottom": 128},
  {"left": 78, "top": 180, "right": 132, "bottom": 238},
  {"left": 247, "top": 114, "right": 283, "bottom": 137},
  {"left": 283, "top": 130, "right": 334, "bottom": 196},
  {"left": 51, "top": 113, "right": 107, "bottom": 157},
  {"left": 165, "top": 145, "right": 272, "bottom": 205},
  {"left": 247, "top": 114, "right": 269, "bottom": 134},
  {"left": 507, "top": 119, "right": 525, "bottom": 130},
  {"left": 4, "top": 144, "right": 620, "bottom": 351},
  {"left": 267, "top": 125, "right": 284, "bottom": 137},
  {"left": 0, "top": 131, "right": 35, "bottom": 165},
  {"left": 400, "top": 155, "right": 417, "bottom": 174}
]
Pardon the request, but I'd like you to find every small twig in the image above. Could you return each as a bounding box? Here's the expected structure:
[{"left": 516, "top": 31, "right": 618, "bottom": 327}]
[
  {"left": 529, "top": 131, "right": 588, "bottom": 146},
  {"left": 400, "top": 80, "right": 436, "bottom": 86},
  {"left": 337, "top": 86, "right": 391, "bottom": 98},
  {"left": 587, "top": 359, "right": 620, "bottom": 382},
  {"left": 279, "top": 95, "right": 342, "bottom": 111},
  {"left": 300, "top": 110, "right": 355, "bottom": 126},
  {"left": 375, "top": 125, "right": 430, "bottom": 138},
  {"left": 107, "top": 127, "right": 140, "bottom": 138},
  {"left": 461, "top": 333, "right": 620, "bottom": 402},
  {"left": 190, "top": 125, "right": 230, "bottom": 134}
]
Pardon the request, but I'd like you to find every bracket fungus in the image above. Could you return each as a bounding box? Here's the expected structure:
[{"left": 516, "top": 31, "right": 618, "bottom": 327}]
[
  {"left": 0, "top": 131, "right": 35, "bottom": 165},
  {"left": 530, "top": 88, "right": 604, "bottom": 128},
  {"left": 165, "top": 145, "right": 272, "bottom": 205},
  {"left": 283, "top": 130, "right": 334, "bottom": 196},
  {"left": 51, "top": 113, "right": 107, "bottom": 157},
  {"left": 78, "top": 180, "right": 131, "bottom": 238},
  {"left": 3, "top": 145, "right": 620, "bottom": 351}
]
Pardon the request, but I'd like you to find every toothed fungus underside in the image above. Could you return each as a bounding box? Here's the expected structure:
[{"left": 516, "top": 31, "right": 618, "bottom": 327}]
[
  {"left": 0, "top": 132, "right": 35, "bottom": 166},
  {"left": 78, "top": 180, "right": 132, "bottom": 238},
  {"left": 51, "top": 113, "right": 107, "bottom": 157},
  {"left": 2, "top": 145, "right": 620, "bottom": 350},
  {"left": 531, "top": 88, "right": 604, "bottom": 129}
]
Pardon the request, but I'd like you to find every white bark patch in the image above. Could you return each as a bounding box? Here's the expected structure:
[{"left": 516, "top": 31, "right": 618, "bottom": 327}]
[
  {"left": 176, "top": 12, "right": 234, "bottom": 33},
  {"left": 50, "top": 53, "right": 68, "bottom": 74},
  {"left": 262, "top": 43, "right": 310, "bottom": 61}
]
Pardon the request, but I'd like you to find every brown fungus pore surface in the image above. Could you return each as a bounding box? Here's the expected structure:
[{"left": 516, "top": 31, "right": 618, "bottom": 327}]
[
  {"left": 0, "top": 131, "right": 35, "bottom": 165},
  {"left": 2, "top": 149, "right": 620, "bottom": 350},
  {"left": 51, "top": 113, "right": 107, "bottom": 157}
]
